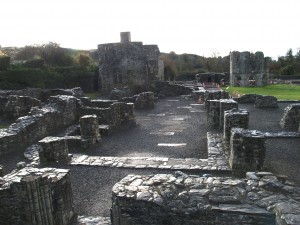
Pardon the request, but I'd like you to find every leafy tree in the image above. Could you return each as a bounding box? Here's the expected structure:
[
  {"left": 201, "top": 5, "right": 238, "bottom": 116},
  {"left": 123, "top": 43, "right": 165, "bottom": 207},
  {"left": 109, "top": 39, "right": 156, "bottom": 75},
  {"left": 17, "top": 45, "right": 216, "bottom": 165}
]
[{"left": 280, "top": 65, "right": 294, "bottom": 75}]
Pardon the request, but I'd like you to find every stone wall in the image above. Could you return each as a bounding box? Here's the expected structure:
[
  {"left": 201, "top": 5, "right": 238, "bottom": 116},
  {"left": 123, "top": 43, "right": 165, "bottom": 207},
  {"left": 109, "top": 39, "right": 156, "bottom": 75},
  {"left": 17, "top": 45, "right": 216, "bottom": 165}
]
[
  {"left": 98, "top": 32, "right": 161, "bottom": 93},
  {"left": 38, "top": 136, "right": 69, "bottom": 164},
  {"left": 207, "top": 99, "right": 238, "bottom": 129},
  {"left": 229, "top": 128, "right": 265, "bottom": 174},
  {"left": 230, "top": 51, "right": 269, "bottom": 87},
  {"left": 2, "top": 95, "right": 41, "bottom": 119},
  {"left": 254, "top": 95, "right": 278, "bottom": 108},
  {"left": 80, "top": 114, "right": 100, "bottom": 148},
  {"left": 235, "top": 94, "right": 258, "bottom": 103},
  {"left": 155, "top": 81, "right": 192, "bottom": 97},
  {"left": 224, "top": 109, "right": 249, "bottom": 141},
  {"left": 0, "top": 95, "right": 79, "bottom": 156},
  {"left": 79, "top": 102, "right": 135, "bottom": 129},
  {"left": 111, "top": 172, "right": 300, "bottom": 225},
  {"left": 0, "top": 87, "right": 84, "bottom": 102},
  {"left": 0, "top": 167, "right": 74, "bottom": 225},
  {"left": 204, "top": 90, "right": 230, "bottom": 109},
  {"left": 280, "top": 103, "right": 300, "bottom": 130}
]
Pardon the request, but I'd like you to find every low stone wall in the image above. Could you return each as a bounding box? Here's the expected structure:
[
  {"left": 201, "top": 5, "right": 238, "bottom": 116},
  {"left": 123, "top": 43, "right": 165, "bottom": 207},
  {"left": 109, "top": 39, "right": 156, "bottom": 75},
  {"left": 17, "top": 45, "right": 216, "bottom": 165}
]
[
  {"left": 155, "top": 81, "right": 192, "bottom": 97},
  {"left": 254, "top": 95, "right": 278, "bottom": 108},
  {"left": 235, "top": 94, "right": 257, "bottom": 103},
  {"left": 229, "top": 128, "right": 265, "bottom": 174},
  {"left": 280, "top": 103, "right": 300, "bottom": 130},
  {"left": 80, "top": 102, "right": 135, "bottom": 129},
  {"left": 236, "top": 94, "right": 278, "bottom": 108},
  {"left": 111, "top": 172, "right": 300, "bottom": 225},
  {"left": 0, "top": 167, "right": 75, "bottom": 225},
  {"left": 2, "top": 95, "right": 41, "bottom": 119},
  {"left": 224, "top": 109, "right": 249, "bottom": 141},
  {"left": 0, "top": 95, "right": 79, "bottom": 156},
  {"left": 0, "top": 87, "right": 84, "bottom": 102},
  {"left": 207, "top": 99, "right": 238, "bottom": 129},
  {"left": 38, "top": 136, "right": 69, "bottom": 164}
]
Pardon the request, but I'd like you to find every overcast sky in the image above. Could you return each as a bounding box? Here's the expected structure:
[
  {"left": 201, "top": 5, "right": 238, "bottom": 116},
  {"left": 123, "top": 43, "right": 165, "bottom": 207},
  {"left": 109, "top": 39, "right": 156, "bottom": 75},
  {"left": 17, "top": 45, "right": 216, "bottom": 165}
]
[{"left": 1, "top": 0, "right": 299, "bottom": 59}]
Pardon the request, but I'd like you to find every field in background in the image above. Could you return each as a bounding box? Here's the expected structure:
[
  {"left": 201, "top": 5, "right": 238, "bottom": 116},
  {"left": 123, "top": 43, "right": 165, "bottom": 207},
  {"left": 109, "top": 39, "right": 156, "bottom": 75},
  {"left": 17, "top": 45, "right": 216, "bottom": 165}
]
[{"left": 223, "top": 84, "right": 300, "bottom": 100}]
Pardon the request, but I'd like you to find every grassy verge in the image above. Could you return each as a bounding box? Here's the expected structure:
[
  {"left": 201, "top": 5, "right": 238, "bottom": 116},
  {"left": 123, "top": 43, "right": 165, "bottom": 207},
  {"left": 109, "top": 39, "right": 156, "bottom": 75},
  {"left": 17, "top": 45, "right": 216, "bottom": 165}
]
[
  {"left": 84, "top": 92, "right": 103, "bottom": 99},
  {"left": 223, "top": 84, "right": 300, "bottom": 100}
]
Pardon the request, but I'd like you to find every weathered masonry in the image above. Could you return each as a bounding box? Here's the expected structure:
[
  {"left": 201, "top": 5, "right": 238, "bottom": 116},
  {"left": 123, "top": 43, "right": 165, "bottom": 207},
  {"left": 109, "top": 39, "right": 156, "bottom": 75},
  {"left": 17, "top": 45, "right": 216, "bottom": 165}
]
[
  {"left": 98, "top": 32, "right": 164, "bottom": 93},
  {"left": 111, "top": 172, "right": 300, "bottom": 225},
  {"left": 230, "top": 51, "right": 269, "bottom": 87},
  {"left": 0, "top": 167, "right": 74, "bottom": 225}
]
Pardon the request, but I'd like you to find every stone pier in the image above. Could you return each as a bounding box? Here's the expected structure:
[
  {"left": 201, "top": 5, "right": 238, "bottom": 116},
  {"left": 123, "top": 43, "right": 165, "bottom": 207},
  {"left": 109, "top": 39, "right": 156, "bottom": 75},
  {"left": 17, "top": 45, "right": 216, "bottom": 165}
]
[
  {"left": 224, "top": 109, "right": 249, "bottom": 141},
  {"left": 38, "top": 136, "right": 69, "bottom": 164},
  {"left": 229, "top": 128, "right": 265, "bottom": 174},
  {"left": 207, "top": 99, "right": 238, "bottom": 129},
  {"left": 0, "top": 167, "right": 75, "bottom": 225},
  {"left": 80, "top": 114, "right": 100, "bottom": 148}
]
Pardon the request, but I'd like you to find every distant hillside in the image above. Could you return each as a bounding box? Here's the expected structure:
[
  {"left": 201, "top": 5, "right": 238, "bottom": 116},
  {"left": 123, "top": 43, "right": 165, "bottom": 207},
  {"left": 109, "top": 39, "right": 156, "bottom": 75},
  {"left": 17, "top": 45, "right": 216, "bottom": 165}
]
[{"left": 160, "top": 52, "right": 230, "bottom": 80}]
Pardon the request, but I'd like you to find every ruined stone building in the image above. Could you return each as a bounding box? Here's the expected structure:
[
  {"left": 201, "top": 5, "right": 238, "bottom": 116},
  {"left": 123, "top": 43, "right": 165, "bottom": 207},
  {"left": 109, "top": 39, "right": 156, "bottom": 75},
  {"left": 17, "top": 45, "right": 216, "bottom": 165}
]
[
  {"left": 98, "top": 32, "right": 164, "bottom": 93},
  {"left": 230, "top": 51, "right": 269, "bottom": 87}
]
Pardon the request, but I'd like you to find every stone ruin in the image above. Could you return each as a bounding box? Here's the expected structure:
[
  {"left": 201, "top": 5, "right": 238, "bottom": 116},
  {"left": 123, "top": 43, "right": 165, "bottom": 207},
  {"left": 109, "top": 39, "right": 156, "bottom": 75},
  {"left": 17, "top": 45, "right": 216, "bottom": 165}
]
[
  {"left": 0, "top": 84, "right": 300, "bottom": 224},
  {"left": 0, "top": 92, "right": 135, "bottom": 156},
  {"left": 224, "top": 108, "right": 249, "bottom": 141},
  {"left": 230, "top": 51, "right": 269, "bottom": 87},
  {"left": 206, "top": 99, "right": 238, "bottom": 129},
  {"left": 111, "top": 171, "right": 300, "bottom": 225},
  {"left": 98, "top": 32, "right": 164, "bottom": 93},
  {"left": 280, "top": 103, "right": 300, "bottom": 130},
  {"left": 235, "top": 94, "right": 278, "bottom": 108},
  {"left": 0, "top": 167, "right": 74, "bottom": 225}
]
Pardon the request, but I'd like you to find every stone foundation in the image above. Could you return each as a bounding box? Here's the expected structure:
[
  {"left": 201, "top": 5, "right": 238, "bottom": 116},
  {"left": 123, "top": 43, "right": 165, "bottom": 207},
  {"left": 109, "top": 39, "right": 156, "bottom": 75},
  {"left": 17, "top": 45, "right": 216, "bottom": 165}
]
[
  {"left": 111, "top": 172, "right": 300, "bottom": 225},
  {"left": 224, "top": 109, "right": 249, "bottom": 141},
  {"left": 254, "top": 95, "right": 278, "bottom": 108},
  {"left": 0, "top": 95, "right": 79, "bottom": 156},
  {"left": 0, "top": 167, "right": 74, "bottom": 225},
  {"left": 229, "top": 128, "right": 265, "bottom": 174},
  {"left": 80, "top": 114, "right": 100, "bottom": 148},
  {"left": 38, "top": 136, "right": 69, "bottom": 164},
  {"left": 79, "top": 102, "right": 135, "bottom": 129},
  {"left": 280, "top": 103, "right": 300, "bottom": 130}
]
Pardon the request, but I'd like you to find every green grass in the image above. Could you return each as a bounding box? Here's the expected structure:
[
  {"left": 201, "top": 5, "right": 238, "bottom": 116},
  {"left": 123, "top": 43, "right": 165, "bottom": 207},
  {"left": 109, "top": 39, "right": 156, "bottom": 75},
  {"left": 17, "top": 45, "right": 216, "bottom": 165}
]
[
  {"left": 85, "top": 92, "right": 102, "bottom": 99},
  {"left": 223, "top": 84, "right": 300, "bottom": 100}
]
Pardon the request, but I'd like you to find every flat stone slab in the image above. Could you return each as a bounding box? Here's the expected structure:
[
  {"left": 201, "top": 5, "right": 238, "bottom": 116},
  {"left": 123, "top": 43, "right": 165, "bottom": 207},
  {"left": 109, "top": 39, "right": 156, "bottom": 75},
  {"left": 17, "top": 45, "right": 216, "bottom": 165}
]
[
  {"left": 76, "top": 216, "right": 111, "bottom": 225},
  {"left": 157, "top": 143, "right": 187, "bottom": 147}
]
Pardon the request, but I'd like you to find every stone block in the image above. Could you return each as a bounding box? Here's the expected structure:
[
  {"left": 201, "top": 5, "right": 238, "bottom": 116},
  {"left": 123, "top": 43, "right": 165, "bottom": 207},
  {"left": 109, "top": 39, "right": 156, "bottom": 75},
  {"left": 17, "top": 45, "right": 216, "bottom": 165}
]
[
  {"left": 229, "top": 128, "right": 265, "bottom": 174},
  {"left": 38, "top": 136, "right": 69, "bottom": 164},
  {"left": 80, "top": 114, "right": 100, "bottom": 148},
  {"left": 224, "top": 109, "right": 249, "bottom": 141},
  {"left": 134, "top": 92, "right": 155, "bottom": 109}
]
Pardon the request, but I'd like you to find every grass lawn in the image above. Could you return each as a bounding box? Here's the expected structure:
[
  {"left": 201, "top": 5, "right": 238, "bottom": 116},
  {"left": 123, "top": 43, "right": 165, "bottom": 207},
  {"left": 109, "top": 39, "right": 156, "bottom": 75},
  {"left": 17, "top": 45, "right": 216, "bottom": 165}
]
[
  {"left": 84, "top": 92, "right": 103, "bottom": 99},
  {"left": 223, "top": 84, "right": 300, "bottom": 100}
]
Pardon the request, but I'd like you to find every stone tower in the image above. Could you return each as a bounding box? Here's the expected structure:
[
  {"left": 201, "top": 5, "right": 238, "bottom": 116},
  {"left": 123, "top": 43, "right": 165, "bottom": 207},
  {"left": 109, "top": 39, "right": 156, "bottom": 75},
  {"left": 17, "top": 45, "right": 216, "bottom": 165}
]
[
  {"left": 230, "top": 51, "right": 269, "bottom": 87},
  {"left": 98, "top": 32, "right": 164, "bottom": 93}
]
